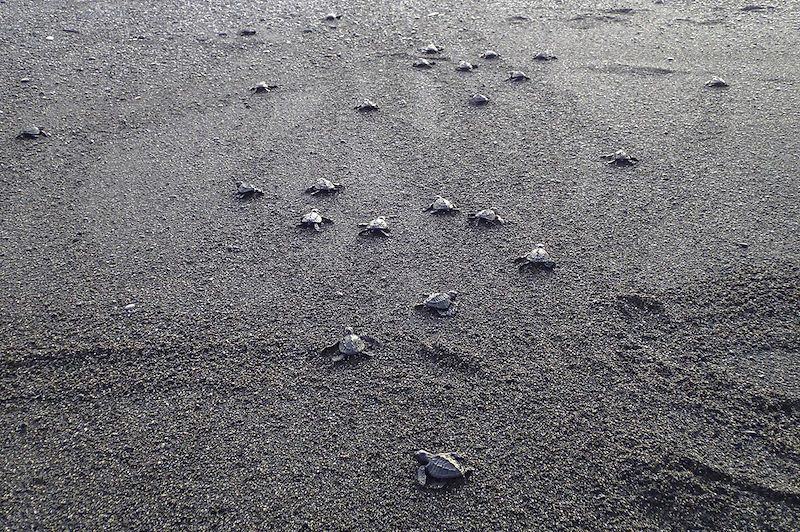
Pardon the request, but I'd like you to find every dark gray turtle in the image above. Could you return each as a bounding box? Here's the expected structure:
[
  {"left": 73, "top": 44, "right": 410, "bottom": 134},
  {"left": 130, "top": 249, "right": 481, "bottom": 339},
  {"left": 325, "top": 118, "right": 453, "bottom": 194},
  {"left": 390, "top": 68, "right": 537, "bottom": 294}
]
[
  {"left": 250, "top": 81, "right": 279, "bottom": 93},
  {"left": 323, "top": 12, "right": 342, "bottom": 21},
  {"left": 239, "top": 28, "right": 256, "bottom": 36},
  {"left": 355, "top": 99, "right": 379, "bottom": 112},
  {"left": 455, "top": 60, "right": 478, "bottom": 72},
  {"left": 422, "top": 43, "right": 442, "bottom": 54},
  {"left": 469, "top": 94, "right": 489, "bottom": 106},
  {"left": 413, "top": 58, "right": 435, "bottom": 69},
  {"left": 320, "top": 326, "right": 381, "bottom": 362},
  {"left": 481, "top": 50, "right": 500, "bottom": 59},
  {"left": 468, "top": 209, "right": 505, "bottom": 226},
  {"left": 533, "top": 51, "right": 557, "bottom": 61},
  {"left": 513, "top": 243, "right": 556, "bottom": 271},
  {"left": 298, "top": 208, "right": 333, "bottom": 231},
  {"left": 705, "top": 76, "right": 729, "bottom": 88},
  {"left": 415, "top": 450, "right": 472, "bottom": 489},
  {"left": 414, "top": 290, "right": 459, "bottom": 317},
  {"left": 423, "top": 195, "right": 459, "bottom": 214},
  {"left": 17, "top": 126, "right": 49, "bottom": 139},
  {"left": 357, "top": 216, "right": 390, "bottom": 237},
  {"left": 507, "top": 70, "right": 530, "bottom": 81},
  {"left": 236, "top": 181, "right": 264, "bottom": 198},
  {"left": 305, "top": 177, "right": 343, "bottom": 195},
  {"left": 601, "top": 149, "right": 638, "bottom": 166}
]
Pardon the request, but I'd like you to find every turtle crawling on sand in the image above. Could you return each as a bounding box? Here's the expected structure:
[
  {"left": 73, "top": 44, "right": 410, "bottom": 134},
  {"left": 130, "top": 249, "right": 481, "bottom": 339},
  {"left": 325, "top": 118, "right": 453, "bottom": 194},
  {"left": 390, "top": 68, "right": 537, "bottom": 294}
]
[
  {"left": 305, "top": 177, "right": 343, "bottom": 195},
  {"left": 455, "top": 60, "right": 477, "bottom": 72},
  {"left": 533, "top": 51, "right": 557, "bottom": 61},
  {"left": 601, "top": 149, "right": 638, "bottom": 166},
  {"left": 513, "top": 243, "right": 556, "bottom": 271},
  {"left": 320, "top": 326, "right": 381, "bottom": 362},
  {"left": 481, "top": 50, "right": 500, "bottom": 59},
  {"left": 413, "top": 58, "right": 435, "bottom": 69},
  {"left": 507, "top": 70, "right": 530, "bottom": 81},
  {"left": 422, "top": 43, "right": 442, "bottom": 54},
  {"left": 423, "top": 196, "right": 460, "bottom": 214},
  {"left": 357, "top": 216, "right": 391, "bottom": 237},
  {"left": 236, "top": 181, "right": 264, "bottom": 198},
  {"left": 355, "top": 99, "right": 379, "bottom": 112},
  {"left": 250, "top": 81, "right": 279, "bottom": 93},
  {"left": 298, "top": 208, "right": 333, "bottom": 231},
  {"left": 469, "top": 94, "right": 490, "bottom": 106},
  {"left": 468, "top": 209, "right": 505, "bottom": 226},
  {"left": 705, "top": 76, "right": 729, "bottom": 88},
  {"left": 323, "top": 12, "right": 342, "bottom": 21},
  {"left": 415, "top": 450, "right": 472, "bottom": 489},
  {"left": 415, "top": 291, "right": 459, "bottom": 317},
  {"left": 17, "top": 126, "right": 49, "bottom": 139}
]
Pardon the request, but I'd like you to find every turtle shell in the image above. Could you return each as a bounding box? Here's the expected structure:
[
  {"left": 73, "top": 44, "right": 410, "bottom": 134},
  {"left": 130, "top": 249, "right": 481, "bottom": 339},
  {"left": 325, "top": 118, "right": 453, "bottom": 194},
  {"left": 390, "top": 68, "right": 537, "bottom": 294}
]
[
  {"left": 475, "top": 209, "right": 498, "bottom": 221},
  {"left": 302, "top": 210, "right": 323, "bottom": 224},
  {"left": 425, "top": 454, "right": 467, "bottom": 480},
  {"left": 481, "top": 50, "right": 500, "bottom": 59},
  {"left": 432, "top": 196, "right": 455, "bottom": 211},
  {"left": 314, "top": 177, "right": 336, "bottom": 190},
  {"left": 469, "top": 94, "right": 489, "bottom": 106},
  {"left": 527, "top": 245, "right": 554, "bottom": 264},
  {"left": 413, "top": 58, "right": 434, "bottom": 68},
  {"left": 339, "top": 332, "right": 368, "bottom": 355},
  {"left": 424, "top": 292, "right": 454, "bottom": 310},
  {"left": 508, "top": 70, "right": 529, "bottom": 81},
  {"left": 456, "top": 61, "right": 475, "bottom": 71},
  {"left": 367, "top": 217, "right": 388, "bottom": 230}
]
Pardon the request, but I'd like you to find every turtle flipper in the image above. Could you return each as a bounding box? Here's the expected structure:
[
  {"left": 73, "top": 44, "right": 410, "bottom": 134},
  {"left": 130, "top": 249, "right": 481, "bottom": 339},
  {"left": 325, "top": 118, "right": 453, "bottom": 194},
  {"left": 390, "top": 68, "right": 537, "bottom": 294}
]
[
  {"left": 358, "top": 229, "right": 370, "bottom": 236},
  {"left": 320, "top": 342, "right": 341, "bottom": 358},
  {"left": 422, "top": 205, "right": 433, "bottom": 212},
  {"left": 361, "top": 335, "right": 382, "bottom": 348},
  {"left": 377, "top": 229, "right": 391, "bottom": 237},
  {"left": 321, "top": 217, "right": 334, "bottom": 224},
  {"left": 313, "top": 223, "right": 321, "bottom": 232},
  {"left": 416, "top": 466, "right": 428, "bottom": 486},
  {"left": 439, "top": 303, "right": 458, "bottom": 317},
  {"left": 331, "top": 353, "right": 346, "bottom": 363},
  {"left": 512, "top": 256, "right": 526, "bottom": 264}
]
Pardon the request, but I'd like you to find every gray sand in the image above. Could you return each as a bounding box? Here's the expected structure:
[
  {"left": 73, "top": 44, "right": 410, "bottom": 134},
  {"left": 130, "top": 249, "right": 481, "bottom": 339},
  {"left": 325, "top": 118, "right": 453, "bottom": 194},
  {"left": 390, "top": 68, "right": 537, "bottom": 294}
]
[{"left": 1, "top": 0, "right": 798, "bottom": 529}]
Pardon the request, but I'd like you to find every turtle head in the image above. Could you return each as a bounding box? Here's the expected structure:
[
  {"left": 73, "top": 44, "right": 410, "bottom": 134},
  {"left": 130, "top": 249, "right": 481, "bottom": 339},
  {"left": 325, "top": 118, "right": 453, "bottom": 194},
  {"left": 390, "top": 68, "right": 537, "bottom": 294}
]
[
  {"left": 344, "top": 326, "right": 354, "bottom": 335},
  {"left": 535, "top": 242, "right": 546, "bottom": 249},
  {"left": 311, "top": 208, "right": 319, "bottom": 213},
  {"left": 414, "top": 450, "right": 433, "bottom": 464},
  {"left": 447, "top": 290, "right": 458, "bottom": 300},
  {"left": 376, "top": 216, "right": 386, "bottom": 221}
]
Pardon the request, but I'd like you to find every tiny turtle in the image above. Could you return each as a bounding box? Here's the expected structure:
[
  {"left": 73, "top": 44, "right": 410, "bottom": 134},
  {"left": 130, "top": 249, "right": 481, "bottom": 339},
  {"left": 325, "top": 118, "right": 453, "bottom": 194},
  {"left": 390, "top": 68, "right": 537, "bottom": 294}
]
[
  {"left": 468, "top": 209, "right": 505, "bottom": 226},
  {"left": 513, "top": 243, "right": 557, "bottom": 271},
  {"left": 17, "top": 126, "right": 49, "bottom": 139},
  {"left": 507, "top": 70, "right": 530, "bottom": 82},
  {"left": 324, "top": 12, "right": 342, "bottom": 21},
  {"left": 298, "top": 208, "right": 334, "bottom": 232},
  {"left": 423, "top": 195, "right": 460, "bottom": 214},
  {"left": 355, "top": 99, "right": 379, "bottom": 112},
  {"left": 455, "top": 60, "right": 477, "bottom": 72},
  {"left": 422, "top": 43, "right": 442, "bottom": 54},
  {"left": 533, "top": 51, "right": 557, "bottom": 61},
  {"left": 415, "top": 290, "right": 459, "bottom": 317},
  {"left": 481, "top": 50, "right": 500, "bottom": 59},
  {"left": 469, "top": 94, "right": 489, "bottom": 106},
  {"left": 357, "top": 216, "right": 391, "bottom": 237},
  {"left": 236, "top": 181, "right": 264, "bottom": 199},
  {"left": 305, "top": 177, "right": 343, "bottom": 195},
  {"left": 705, "top": 76, "right": 729, "bottom": 88},
  {"left": 601, "top": 149, "right": 638, "bottom": 166},
  {"left": 413, "top": 58, "right": 435, "bottom": 69},
  {"left": 320, "top": 326, "right": 381, "bottom": 362},
  {"left": 415, "top": 450, "right": 472, "bottom": 489},
  {"left": 250, "top": 81, "right": 279, "bottom": 93},
  {"left": 239, "top": 28, "right": 256, "bottom": 36}
]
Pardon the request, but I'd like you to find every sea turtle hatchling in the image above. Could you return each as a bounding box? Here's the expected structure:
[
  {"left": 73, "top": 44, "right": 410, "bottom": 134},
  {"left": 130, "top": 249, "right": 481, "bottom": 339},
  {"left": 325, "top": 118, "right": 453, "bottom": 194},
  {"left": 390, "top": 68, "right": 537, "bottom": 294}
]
[
  {"left": 323, "top": 12, "right": 342, "bottom": 21},
  {"left": 357, "top": 216, "right": 391, "bottom": 237},
  {"left": 17, "top": 126, "right": 49, "bottom": 139},
  {"left": 320, "top": 326, "right": 381, "bottom": 362},
  {"left": 413, "top": 58, "right": 435, "bottom": 69},
  {"left": 250, "top": 81, "right": 279, "bottom": 93},
  {"left": 507, "top": 70, "right": 530, "bottom": 81},
  {"left": 422, "top": 43, "right": 442, "bottom": 54},
  {"left": 415, "top": 450, "right": 472, "bottom": 489},
  {"left": 705, "top": 76, "right": 729, "bottom": 88},
  {"left": 468, "top": 209, "right": 505, "bottom": 226},
  {"left": 423, "top": 195, "right": 460, "bottom": 214},
  {"left": 415, "top": 290, "right": 459, "bottom": 317},
  {"left": 305, "top": 177, "right": 343, "bottom": 195},
  {"left": 601, "top": 149, "right": 638, "bottom": 166},
  {"left": 298, "top": 208, "right": 334, "bottom": 232},
  {"left": 513, "top": 243, "right": 557, "bottom": 271},
  {"left": 533, "top": 51, "right": 557, "bottom": 61},
  {"left": 455, "top": 60, "right": 477, "bottom": 72},
  {"left": 355, "top": 99, "right": 379, "bottom": 112},
  {"left": 236, "top": 181, "right": 264, "bottom": 198},
  {"left": 469, "top": 94, "right": 490, "bottom": 106},
  {"left": 481, "top": 50, "right": 500, "bottom": 59}
]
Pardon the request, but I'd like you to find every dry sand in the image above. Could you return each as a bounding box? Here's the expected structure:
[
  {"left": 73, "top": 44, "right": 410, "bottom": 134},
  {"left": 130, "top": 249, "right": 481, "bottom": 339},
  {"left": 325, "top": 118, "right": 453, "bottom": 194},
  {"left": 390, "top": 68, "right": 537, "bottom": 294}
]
[{"left": 1, "top": 0, "right": 798, "bottom": 529}]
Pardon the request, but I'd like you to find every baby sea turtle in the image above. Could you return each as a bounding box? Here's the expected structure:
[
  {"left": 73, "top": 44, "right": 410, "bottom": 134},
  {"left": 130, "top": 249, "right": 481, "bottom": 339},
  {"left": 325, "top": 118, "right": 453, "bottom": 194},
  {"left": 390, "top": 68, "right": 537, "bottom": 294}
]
[
  {"left": 320, "top": 327, "right": 380, "bottom": 362},
  {"left": 455, "top": 60, "right": 477, "bottom": 72},
  {"left": 513, "top": 243, "right": 557, "bottom": 271},
  {"left": 250, "top": 81, "right": 279, "bottom": 93},
  {"left": 423, "top": 195, "right": 460, "bottom": 214},
  {"left": 357, "top": 216, "right": 390, "bottom": 237},
  {"left": 355, "top": 99, "right": 379, "bottom": 112},
  {"left": 305, "top": 177, "right": 343, "bottom": 195},
  {"left": 469, "top": 94, "right": 490, "bottom": 106},
  {"left": 17, "top": 126, "right": 49, "bottom": 139},
  {"left": 705, "top": 76, "right": 729, "bottom": 88},
  {"left": 481, "top": 50, "right": 500, "bottom": 59},
  {"left": 239, "top": 28, "right": 256, "bottom": 36},
  {"left": 507, "top": 70, "right": 530, "bottom": 82},
  {"left": 298, "top": 208, "right": 334, "bottom": 232},
  {"left": 323, "top": 12, "right": 342, "bottom": 21},
  {"left": 413, "top": 58, "right": 435, "bottom": 69},
  {"left": 422, "top": 43, "right": 442, "bottom": 54},
  {"left": 601, "top": 149, "right": 638, "bottom": 166},
  {"left": 415, "top": 450, "right": 472, "bottom": 489},
  {"left": 415, "top": 291, "right": 459, "bottom": 317},
  {"left": 468, "top": 209, "right": 505, "bottom": 226},
  {"left": 236, "top": 181, "right": 264, "bottom": 199},
  {"left": 533, "top": 51, "right": 557, "bottom": 61}
]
